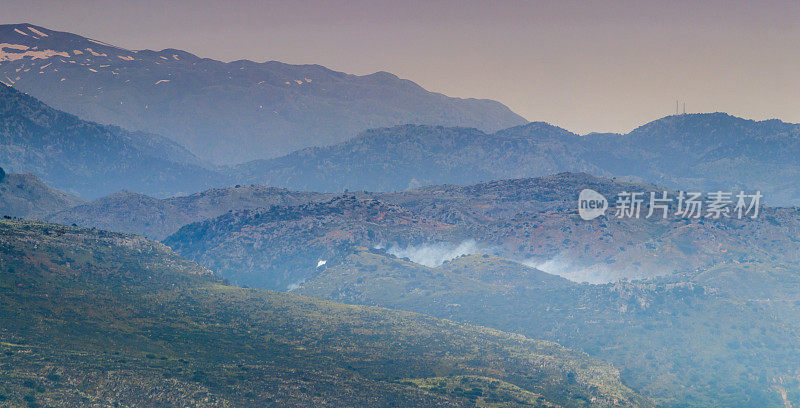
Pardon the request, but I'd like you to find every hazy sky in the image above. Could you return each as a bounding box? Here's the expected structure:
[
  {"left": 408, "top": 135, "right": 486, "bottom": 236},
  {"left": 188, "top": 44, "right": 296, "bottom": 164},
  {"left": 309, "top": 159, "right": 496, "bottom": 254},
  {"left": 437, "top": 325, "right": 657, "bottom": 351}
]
[{"left": 1, "top": 0, "right": 798, "bottom": 134}]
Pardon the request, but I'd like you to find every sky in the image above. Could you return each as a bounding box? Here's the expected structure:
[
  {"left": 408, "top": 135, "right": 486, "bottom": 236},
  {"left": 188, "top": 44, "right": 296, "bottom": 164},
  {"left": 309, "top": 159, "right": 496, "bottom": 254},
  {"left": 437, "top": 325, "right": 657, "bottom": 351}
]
[{"left": 1, "top": 0, "right": 798, "bottom": 134}]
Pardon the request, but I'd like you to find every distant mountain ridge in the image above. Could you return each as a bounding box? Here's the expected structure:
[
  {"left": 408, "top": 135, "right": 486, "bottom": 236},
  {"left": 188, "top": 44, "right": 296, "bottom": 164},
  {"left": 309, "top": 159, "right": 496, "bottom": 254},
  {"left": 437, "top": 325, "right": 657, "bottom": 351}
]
[
  {"left": 3, "top": 24, "right": 800, "bottom": 204},
  {"left": 4, "top": 80, "right": 799, "bottom": 208},
  {"left": 48, "top": 185, "right": 330, "bottom": 240},
  {"left": 0, "top": 23, "right": 527, "bottom": 164},
  {"left": 234, "top": 113, "right": 800, "bottom": 205},
  {"left": 0, "top": 172, "right": 84, "bottom": 218},
  {"left": 0, "top": 83, "right": 221, "bottom": 198},
  {"left": 231, "top": 123, "right": 608, "bottom": 192},
  {"left": 584, "top": 113, "right": 800, "bottom": 199}
]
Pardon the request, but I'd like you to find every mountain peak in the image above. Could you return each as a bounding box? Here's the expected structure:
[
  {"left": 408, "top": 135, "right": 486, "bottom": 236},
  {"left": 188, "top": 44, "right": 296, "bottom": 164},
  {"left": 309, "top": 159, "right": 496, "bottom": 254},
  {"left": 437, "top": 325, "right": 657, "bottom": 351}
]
[
  {"left": 629, "top": 112, "right": 798, "bottom": 138},
  {"left": 495, "top": 120, "right": 579, "bottom": 139},
  {"left": 0, "top": 23, "right": 53, "bottom": 38},
  {"left": 0, "top": 24, "right": 526, "bottom": 164},
  {"left": 0, "top": 23, "right": 133, "bottom": 68},
  {"left": 636, "top": 112, "right": 744, "bottom": 129}
]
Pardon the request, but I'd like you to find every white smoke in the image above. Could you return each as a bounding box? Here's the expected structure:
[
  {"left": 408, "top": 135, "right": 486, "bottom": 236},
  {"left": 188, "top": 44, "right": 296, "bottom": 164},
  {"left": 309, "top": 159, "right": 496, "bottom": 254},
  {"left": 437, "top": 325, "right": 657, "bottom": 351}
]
[
  {"left": 386, "top": 241, "right": 625, "bottom": 283},
  {"left": 286, "top": 279, "right": 305, "bottom": 291},
  {"left": 522, "top": 254, "right": 618, "bottom": 284},
  {"left": 387, "top": 239, "right": 483, "bottom": 267}
]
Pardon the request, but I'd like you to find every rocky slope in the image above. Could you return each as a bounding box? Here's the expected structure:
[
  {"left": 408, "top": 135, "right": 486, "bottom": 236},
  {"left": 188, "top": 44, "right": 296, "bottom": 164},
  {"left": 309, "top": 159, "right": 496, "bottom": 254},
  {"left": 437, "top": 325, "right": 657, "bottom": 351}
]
[{"left": 163, "top": 173, "right": 800, "bottom": 288}]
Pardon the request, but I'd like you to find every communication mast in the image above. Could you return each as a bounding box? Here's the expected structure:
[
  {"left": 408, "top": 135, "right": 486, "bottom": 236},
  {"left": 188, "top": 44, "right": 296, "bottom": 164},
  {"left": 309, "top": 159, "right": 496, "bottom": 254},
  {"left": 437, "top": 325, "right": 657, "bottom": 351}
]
[{"left": 675, "top": 101, "right": 687, "bottom": 115}]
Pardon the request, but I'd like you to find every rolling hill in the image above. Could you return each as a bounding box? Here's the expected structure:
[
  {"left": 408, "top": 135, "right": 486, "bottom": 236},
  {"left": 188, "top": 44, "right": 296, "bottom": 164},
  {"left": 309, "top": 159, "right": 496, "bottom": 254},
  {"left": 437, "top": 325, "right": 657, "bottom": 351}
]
[
  {"left": 161, "top": 173, "right": 800, "bottom": 289},
  {"left": 298, "top": 247, "right": 800, "bottom": 407},
  {"left": 0, "top": 219, "right": 648, "bottom": 407},
  {"left": 48, "top": 185, "right": 330, "bottom": 240},
  {"left": 0, "top": 171, "right": 84, "bottom": 218}
]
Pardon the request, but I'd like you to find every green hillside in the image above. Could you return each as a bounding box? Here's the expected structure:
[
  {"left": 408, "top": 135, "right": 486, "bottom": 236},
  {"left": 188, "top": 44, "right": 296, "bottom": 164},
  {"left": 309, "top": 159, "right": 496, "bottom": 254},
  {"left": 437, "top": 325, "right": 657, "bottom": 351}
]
[{"left": 0, "top": 220, "right": 649, "bottom": 407}]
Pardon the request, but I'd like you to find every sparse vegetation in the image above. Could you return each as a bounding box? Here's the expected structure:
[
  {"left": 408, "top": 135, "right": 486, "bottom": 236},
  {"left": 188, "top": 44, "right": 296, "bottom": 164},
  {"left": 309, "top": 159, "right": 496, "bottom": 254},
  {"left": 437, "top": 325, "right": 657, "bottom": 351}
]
[
  {"left": 0, "top": 220, "right": 650, "bottom": 407},
  {"left": 300, "top": 248, "right": 800, "bottom": 407}
]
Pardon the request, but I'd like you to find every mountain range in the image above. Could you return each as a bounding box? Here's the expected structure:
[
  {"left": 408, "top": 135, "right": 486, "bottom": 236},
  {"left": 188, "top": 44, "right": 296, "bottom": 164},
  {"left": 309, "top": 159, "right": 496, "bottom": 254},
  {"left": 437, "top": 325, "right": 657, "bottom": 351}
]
[
  {"left": 0, "top": 23, "right": 526, "bottom": 164},
  {"left": 158, "top": 173, "right": 800, "bottom": 289},
  {"left": 233, "top": 114, "right": 800, "bottom": 206},
  {"left": 36, "top": 170, "right": 798, "bottom": 291},
  {"left": 6, "top": 170, "right": 800, "bottom": 407},
  {"left": 4, "top": 19, "right": 800, "bottom": 408},
  {"left": 4, "top": 41, "right": 800, "bottom": 205}
]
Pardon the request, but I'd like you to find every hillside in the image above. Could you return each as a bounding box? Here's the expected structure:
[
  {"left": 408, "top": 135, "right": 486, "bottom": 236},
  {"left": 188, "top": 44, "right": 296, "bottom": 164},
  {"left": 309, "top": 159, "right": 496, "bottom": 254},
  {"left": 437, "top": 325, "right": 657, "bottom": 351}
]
[
  {"left": 163, "top": 195, "right": 456, "bottom": 289},
  {"left": 232, "top": 114, "right": 800, "bottom": 205},
  {"left": 231, "top": 124, "right": 607, "bottom": 192},
  {"left": 48, "top": 185, "right": 331, "bottom": 240},
  {"left": 162, "top": 173, "right": 800, "bottom": 289},
  {"left": 298, "top": 247, "right": 800, "bottom": 407},
  {"left": 0, "top": 219, "right": 648, "bottom": 407},
  {"left": 0, "top": 171, "right": 84, "bottom": 218},
  {"left": 0, "top": 83, "right": 222, "bottom": 198},
  {"left": 0, "top": 24, "right": 526, "bottom": 164},
  {"left": 299, "top": 250, "right": 573, "bottom": 310},
  {"left": 583, "top": 113, "right": 800, "bottom": 205}
]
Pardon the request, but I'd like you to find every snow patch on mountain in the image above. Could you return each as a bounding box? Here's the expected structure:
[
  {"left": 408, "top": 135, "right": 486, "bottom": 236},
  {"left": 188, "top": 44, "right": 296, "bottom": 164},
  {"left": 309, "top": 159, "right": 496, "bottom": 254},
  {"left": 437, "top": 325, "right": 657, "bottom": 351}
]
[
  {"left": 0, "top": 43, "right": 69, "bottom": 62},
  {"left": 27, "top": 27, "right": 48, "bottom": 37},
  {"left": 85, "top": 48, "right": 107, "bottom": 57},
  {"left": 87, "top": 38, "right": 120, "bottom": 49}
]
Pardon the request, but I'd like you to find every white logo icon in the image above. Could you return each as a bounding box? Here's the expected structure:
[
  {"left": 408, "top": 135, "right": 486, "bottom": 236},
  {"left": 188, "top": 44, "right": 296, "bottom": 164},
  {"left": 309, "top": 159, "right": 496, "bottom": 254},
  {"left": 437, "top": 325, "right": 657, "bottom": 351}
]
[{"left": 578, "top": 189, "right": 608, "bottom": 220}]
